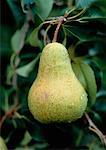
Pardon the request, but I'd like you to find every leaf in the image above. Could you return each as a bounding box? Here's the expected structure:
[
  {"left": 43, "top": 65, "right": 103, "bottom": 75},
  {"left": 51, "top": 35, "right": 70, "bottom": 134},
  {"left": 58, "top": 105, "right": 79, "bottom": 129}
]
[
  {"left": 75, "top": 0, "right": 97, "bottom": 8},
  {"left": 103, "top": 69, "right": 106, "bottom": 88},
  {"left": 11, "top": 23, "right": 29, "bottom": 52},
  {"left": 49, "top": 6, "right": 67, "bottom": 17},
  {"left": 23, "top": 117, "right": 45, "bottom": 142},
  {"left": 16, "top": 53, "right": 40, "bottom": 77},
  {"left": 93, "top": 56, "right": 106, "bottom": 69},
  {"left": 64, "top": 25, "right": 97, "bottom": 41},
  {"left": 6, "top": 0, "right": 24, "bottom": 24},
  {"left": 72, "top": 60, "right": 97, "bottom": 106},
  {"left": 80, "top": 7, "right": 106, "bottom": 22},
  {"left": 78, "top": 0, "right": 106, "bottom": 22},
  {"left": 88, "top": 61, "right": 103, "bottom": 91},
  {"left": 80, "top": 17, "right": 106, "bottom": 23},
  {"left": 0, "top": 25, "right": 13, "bottom": 57},
  {"left": 72, "top": 62, "right": 87, "bottom": 89},
  {"left": 94, "top": 90, "right": 106, "bottom": 112},
  {"left": 80, "top": 63, "right": 97, "bottom": 106},
  {"left": 35, "top": 0, "right": 53, "bottom": 20},
  {"left": 0, "top": 87, "right": 9, "bottom": 112},
  {"left": 6, "top": 66, "right": 14, "bottom": 85},
  {"left": 20, "top": 131, "right": 32, "bottom": 145},
  {"left": 28, "top": 26, "right": 41, "bottom": 47},
  {"left": 92, "top": 111, "right": 102, "bottom": 123},
  {"left": 21, "top": 0, "right": 35, "bottom": 13},
  {"left": 11, "top": 30, "right": 21, "bottom": 52},
  {"left": 79, "top": 131, "right": 105, "bottom": 149}
]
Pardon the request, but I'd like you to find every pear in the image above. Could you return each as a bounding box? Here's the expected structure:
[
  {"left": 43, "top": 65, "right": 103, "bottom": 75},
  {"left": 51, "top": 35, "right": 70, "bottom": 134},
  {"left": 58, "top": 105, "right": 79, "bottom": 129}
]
[
  {"left": 28, "top": 42, "right": 88, "bottom": 123},
  {"left": 0, "top": 137, "right": 7, "bottom": 150}
]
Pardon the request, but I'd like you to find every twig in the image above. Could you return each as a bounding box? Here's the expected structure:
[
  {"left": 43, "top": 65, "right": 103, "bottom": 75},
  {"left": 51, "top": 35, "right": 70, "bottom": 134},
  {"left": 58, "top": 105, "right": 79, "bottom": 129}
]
[
  {"left": 0, "top": 104, "right": 20, "bottom": 129},
  {"left": 85, "top": 113, "right": 106, "bottom": 146}
]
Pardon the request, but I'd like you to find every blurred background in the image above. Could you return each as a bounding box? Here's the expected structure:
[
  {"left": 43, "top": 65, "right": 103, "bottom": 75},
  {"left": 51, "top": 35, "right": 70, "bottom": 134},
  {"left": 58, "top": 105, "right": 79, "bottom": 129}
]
[{"left": 0, "top": 0, "right": 106, "bottom": 149}]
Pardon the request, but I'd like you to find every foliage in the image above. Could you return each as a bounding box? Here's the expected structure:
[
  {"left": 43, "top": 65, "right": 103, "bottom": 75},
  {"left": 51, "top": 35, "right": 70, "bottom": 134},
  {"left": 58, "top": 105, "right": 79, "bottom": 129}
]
[{"left": 0, "top": 0, "right": 106, "bottom": 149}]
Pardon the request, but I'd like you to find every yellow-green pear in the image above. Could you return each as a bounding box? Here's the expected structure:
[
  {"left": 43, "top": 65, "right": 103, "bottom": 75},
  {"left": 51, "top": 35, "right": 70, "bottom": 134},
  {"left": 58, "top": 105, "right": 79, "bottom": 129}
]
[
  {"left": 0, "top": 137, "right": 7, "bottom": 150},
  {"left": 28, "top": 42, "right": 88, "bottom": 123}
]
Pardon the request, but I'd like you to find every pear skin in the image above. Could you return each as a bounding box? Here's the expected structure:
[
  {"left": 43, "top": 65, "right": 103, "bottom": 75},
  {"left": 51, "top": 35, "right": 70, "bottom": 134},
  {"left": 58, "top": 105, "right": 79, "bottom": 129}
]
[{"left": 28, "top": 42, "right": 88, "bottom": 123}]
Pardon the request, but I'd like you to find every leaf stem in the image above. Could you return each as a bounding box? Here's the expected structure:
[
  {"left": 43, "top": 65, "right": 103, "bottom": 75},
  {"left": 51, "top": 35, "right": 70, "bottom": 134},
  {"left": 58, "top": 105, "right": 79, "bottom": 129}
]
[
  {"left": 44, "top": 24, "right": 51, "bottom": 45},
  {"left": 67, "top": 8, "right": 86, "bottom": 20}
]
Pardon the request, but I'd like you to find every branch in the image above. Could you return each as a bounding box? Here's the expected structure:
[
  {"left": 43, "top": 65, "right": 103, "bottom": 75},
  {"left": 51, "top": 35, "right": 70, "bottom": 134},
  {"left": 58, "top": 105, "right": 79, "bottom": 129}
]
[
  {"left": 0, "top": 104, "right": 20, "bottom": 129},
  {"left": 85, "top": 113, "right": 106, "bottom": 146}
]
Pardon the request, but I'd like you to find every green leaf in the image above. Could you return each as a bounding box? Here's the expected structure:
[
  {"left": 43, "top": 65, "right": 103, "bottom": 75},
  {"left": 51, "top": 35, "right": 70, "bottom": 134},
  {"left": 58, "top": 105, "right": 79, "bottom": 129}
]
[
  {"left": 16, "top": 53, "right": 40, "bottom": 77},
  {"left": 11, "top": 23, "right": 29, "bottom": 52},
  {"left": 80, "top": 7, "right": 106, "bottom": 22},
  {"left": 80, "top": 17, "right": 106, "bottom": 23},
  {"left": 28, "top": 26, "right": 41, "bottom": 47},
  {"left": 103, "top": 69, "right": 106, "bottom": 88},
  {"left": 34, "top": 143, "right": 49, "bottom": 149},
  {"left": 6, "top": 0, "right": 24, "bottom": 24},
  {"left": 94, "top": 91, "right": 106, "bottom": 112},
  {"left": 93, "top": 56, "right": 106, "bottom": 69},
  {"left": 0, "top": 87, "right": 8, "bottom": 112},
  {"left": 79, "top": 131, "right": 105, "bottom": 149},
  {"left": 78, "top": 1, "right": 106, "bottom": 21},
  {"left": 0, "top": 25, "right": 13, "bottom": 57},
  {"left": 35, "top": 0, "right": 53, "bottom": 20},
  {"left": 11, "top": 30, "right": 23, "bottom": 52},
  {"left": 23, "top": 117, "right": 46, "bottom": 142},
  {"left": 92, "top": 111, "right": 102, "bottom": 123},
  {"left": 75, "top": 0, "right": 97, "bottom": 8},
  {"left": 80, "top": 63, "right": 97, "bottom": 106},
  {"left": 20, "top": 131, "right": 32, "bottom": 145},
  {"left": 21, "top": 0, "right": 35, "bottom": 13},
  {"left": 6, "top": 66, "right": 14, "bottom": 85},
  {"left": 72, "top": 62, "right": 87, "bottom": 89},
  {"left": 64, "top": 25, "right": 97, "bottom": 41},
  {"left": 49, "top": 6, "right": 67, "bottom": 17},
  {"left": 72, "top": 59, "right": 97, "bottom": 106}
]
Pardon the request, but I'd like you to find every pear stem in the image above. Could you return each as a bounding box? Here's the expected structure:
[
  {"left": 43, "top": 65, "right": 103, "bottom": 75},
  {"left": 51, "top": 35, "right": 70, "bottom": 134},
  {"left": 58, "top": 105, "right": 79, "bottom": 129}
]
[
  {"left": 52, "top": 8, "right": 86, "bottom": 43},
  {"left": 52, "top": 16, "right": 66, "bottom": 42},
  {"left": 85, "top": 113, "right": 106, "bottom": 146}
]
